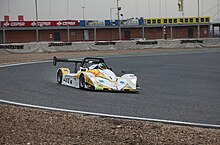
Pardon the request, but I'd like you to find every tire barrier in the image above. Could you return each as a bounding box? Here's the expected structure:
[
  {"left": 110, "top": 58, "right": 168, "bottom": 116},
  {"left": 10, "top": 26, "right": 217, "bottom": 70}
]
[{"left": 1, "top": 38, "right": 220, "bottom": 54}]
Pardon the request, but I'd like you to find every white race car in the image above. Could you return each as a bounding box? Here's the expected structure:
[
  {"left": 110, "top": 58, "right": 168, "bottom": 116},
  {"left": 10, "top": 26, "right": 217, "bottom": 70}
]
[{"left": 53, "top": 56, "right": 138, "bottom": 92}]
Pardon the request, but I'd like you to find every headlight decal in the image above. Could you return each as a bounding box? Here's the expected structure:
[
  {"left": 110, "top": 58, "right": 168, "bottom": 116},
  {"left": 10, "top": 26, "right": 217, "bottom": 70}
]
[
  {"left": 119, "top": 81, "right": 125, "bottom": 84},
  {"left": 131, "top": 78, "right": 137, "bottom": 84}
]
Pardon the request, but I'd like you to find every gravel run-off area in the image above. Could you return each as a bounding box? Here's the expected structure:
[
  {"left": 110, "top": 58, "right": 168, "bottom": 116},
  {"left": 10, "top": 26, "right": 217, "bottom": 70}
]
[{"left": 0, "top": 48, "right": 220, "bottom": 144}]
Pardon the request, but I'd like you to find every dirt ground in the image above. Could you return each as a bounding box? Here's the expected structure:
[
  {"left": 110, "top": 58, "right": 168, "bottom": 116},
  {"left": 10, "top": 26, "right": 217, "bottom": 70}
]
[
  {"left": 0, "top": 48, "right": 220, "bottom": 144},
  {"left": 0, "top": 48, "right": 210, "bottom": 65}
]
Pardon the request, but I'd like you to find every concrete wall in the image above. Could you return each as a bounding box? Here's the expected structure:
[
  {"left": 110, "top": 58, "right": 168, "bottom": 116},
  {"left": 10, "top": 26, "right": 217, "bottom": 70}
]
[{"left": 1, "top": 25, "right": 210, "bottom": 44}]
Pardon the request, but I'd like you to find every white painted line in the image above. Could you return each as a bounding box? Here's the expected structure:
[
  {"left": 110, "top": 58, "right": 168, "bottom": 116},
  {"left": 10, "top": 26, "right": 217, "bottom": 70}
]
[
  {"left": 98, "top": 49, "right": 220, "bottom": 59},
  {"left": 1, "top": 54, "right": 220, "bottom": 129},
  {"left": 0, "top": 99, "right": 220, "bottom": 129},
  {"left": 0, "top": 60, "right": 51, "bottom": 68},
  {"left": 1, "top": 50, "right": 219, "bottom": 68}
]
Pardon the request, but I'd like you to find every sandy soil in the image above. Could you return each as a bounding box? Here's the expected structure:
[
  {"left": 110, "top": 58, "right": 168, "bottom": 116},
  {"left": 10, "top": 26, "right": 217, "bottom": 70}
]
[
  {"left": 0, "top": 48, "right": 220, "bottom": 144},
  {"left": 0, "top": 48, "right": 206, "bottom": 65}
]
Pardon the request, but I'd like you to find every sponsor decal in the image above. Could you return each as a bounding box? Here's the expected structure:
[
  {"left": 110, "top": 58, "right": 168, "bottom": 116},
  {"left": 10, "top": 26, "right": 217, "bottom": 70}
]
[
  {"left": 95, "top": 42, "right": 116, "bottom": 45},
  {"left": 99, "top": 80, "right": 104, "bottom": 83},
  {"left": 31, "top": 21, "right": 51, "bottom": 27},
  {"left": 136, "top": 41, "right": 158, "bottom": 45},
  {"left": 48, "top": 42, "right": 72, "bottom": 47},
  {"left": 87, "top": 70, "right": 101, "bottom": 77},
  {"left": 0, "top": 45, "right": 24, "bottom": 49},
  {"left": 2, "top": 20, "right": 78, "bottom": 27},
  {"left": 63, "top": 76, "right": 73, "bottom": 83},
  {"left": 180, "top": 40, "right": 204, "bottom": 44},
  {"left": 65, "top": 75, "right": 72, "bottom": 78},
  {"left": 119, "top": 81, "right": 125, "bottom": 84},
  {"left": 11, "top": 22, "right": 25, "bottom": 27}
]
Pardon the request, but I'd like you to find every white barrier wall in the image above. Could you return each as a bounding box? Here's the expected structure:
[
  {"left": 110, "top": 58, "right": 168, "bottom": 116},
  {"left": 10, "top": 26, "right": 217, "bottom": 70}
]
[{"left": 1, "top": 38, "right": 220, "bottom": 54}]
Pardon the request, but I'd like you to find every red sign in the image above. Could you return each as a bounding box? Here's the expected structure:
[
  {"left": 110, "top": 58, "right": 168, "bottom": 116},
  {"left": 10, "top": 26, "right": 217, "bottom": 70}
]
[
  {"left": 1, "top": 20, "right": 79, "bottom": 27},
  {"left": 18, "top": 15, "right": 24, "bottom": 21},
  {"left": 4, "top": 15, "right": 9, "bottom": 21}
]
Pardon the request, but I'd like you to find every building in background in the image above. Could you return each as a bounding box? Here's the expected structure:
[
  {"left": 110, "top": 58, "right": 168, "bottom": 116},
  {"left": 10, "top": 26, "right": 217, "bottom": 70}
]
[{"left": 0, "top": 17, "right": 211, "bottom": 44}]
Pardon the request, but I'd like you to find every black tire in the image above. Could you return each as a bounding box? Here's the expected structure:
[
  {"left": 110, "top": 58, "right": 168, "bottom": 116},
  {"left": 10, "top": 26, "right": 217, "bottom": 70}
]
[
  {"left": 79, "top": 74, "right": 85, "bottom": 89},
  {"left": 57, "top": 70, "right": 63, "bottom": 84}
]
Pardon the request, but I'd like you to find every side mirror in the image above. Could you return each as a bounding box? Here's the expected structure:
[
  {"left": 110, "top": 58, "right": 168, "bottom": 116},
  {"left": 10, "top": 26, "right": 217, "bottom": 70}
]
[{"left": 109, "top": 68, "right": 113, "bottom": 71}]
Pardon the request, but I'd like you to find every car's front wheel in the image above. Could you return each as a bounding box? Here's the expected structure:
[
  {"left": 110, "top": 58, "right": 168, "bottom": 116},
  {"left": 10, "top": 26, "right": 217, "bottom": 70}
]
[
  {"left": 57, "top": 70, "right": 63, "bottom": 84},
  {"left": 79, "top": 74, "right": 85, "bottom": 89}
]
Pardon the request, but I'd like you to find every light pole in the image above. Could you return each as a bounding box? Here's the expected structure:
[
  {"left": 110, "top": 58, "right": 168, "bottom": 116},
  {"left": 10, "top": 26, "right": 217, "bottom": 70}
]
[
  {"left": 66, "top": 0, "right": 70, "bottom": 42},
  {"left": 8, "top": 0, "right": 10, "bottom": 14},
  {"left": 135, "top": 0, "right": 138, "bottom": 17},
  {"left": 49, "top": 0, "right": 52, "bottom": 17},
  {"left": 197, "top": 0, "right": 200, "bottom": 38},
  {"left": 201, "top": 0, "right": 203, "bottom": 16},
  {"left": 142, "top": 19, "right": 145, "bottom": 40},
  {"left": 148, "top": 0, "right": 151, "bottom": 18},
  {"left": 159, "top": 0, "right": 161, "bottom": 17},
  {"left": 110, "top": 8, "right": 115, "bottom": 22},
  {"left": 94, "top": 22, "right": 97, "bottom": 42},
  {"left": 82, "top": 0, "right": 86, "bottom": 20},
  {"left": 35, "top": 0, "right": 39, "bottom": 42},
  {"left": 165, "top": 0, "right": 167, "bottom": 17},
  {"left": 3, "top": 24, "right": 5, "bottom": 44},
  {"left": 82, "top": 7, "right": 85, "bottom": 20},
  {"left": 117, "top": 0, "right": 121, "bottom": 41},
  {"left": 218, "top": 0, "right": 220, "bottom": 19}
]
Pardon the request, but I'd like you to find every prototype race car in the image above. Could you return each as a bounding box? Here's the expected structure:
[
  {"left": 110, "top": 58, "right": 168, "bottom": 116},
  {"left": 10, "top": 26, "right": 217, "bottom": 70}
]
[{"left": 53, "top": 56, "right": 138, "bottom": 92}]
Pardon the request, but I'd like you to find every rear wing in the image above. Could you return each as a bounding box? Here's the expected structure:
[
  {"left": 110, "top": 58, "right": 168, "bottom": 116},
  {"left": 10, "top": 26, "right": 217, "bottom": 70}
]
[
  {"left": 53, "top": 56, "right": 82, "bottom": 66},
  {"left": 53, "top": 56, "right": 105, "bottom": 66},
  {"left": 53, "top": 56, "right": 83, "bottom": 73},
  {"left": 53, "top": 56, "right": 106, "bottom": 72}
]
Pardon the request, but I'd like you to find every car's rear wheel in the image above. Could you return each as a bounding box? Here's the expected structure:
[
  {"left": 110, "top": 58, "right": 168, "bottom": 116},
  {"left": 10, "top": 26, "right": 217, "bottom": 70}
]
[
  {"left": 79, "top": 74, "right": 85, "bottom": 89},
  {"left": 57, "top": 70, "right": 62, "bottom": 84}
]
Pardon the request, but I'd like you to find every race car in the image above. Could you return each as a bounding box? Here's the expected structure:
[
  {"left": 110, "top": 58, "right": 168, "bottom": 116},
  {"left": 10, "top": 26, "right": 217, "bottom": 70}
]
[{"left": 53, "top": 56, "right": 138, "bottom": 92}]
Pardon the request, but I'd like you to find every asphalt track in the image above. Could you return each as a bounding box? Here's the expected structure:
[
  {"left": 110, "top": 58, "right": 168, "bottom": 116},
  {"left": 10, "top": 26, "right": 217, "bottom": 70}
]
[{"left": 0, "top": 50, "right": 220, "bottom": 126}]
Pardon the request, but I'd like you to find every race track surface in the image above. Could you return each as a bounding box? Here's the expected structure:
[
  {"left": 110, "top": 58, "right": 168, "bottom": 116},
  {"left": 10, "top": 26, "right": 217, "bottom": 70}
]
[{"left": 0, "top": 51, "right": 220, "bottom": 125}]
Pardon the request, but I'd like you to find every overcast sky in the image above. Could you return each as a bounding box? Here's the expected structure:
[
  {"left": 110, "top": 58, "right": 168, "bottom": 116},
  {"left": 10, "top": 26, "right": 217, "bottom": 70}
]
[{"left": 0, "top": 0, "right": 219, "bottom": 21}]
